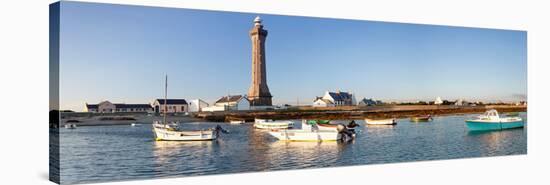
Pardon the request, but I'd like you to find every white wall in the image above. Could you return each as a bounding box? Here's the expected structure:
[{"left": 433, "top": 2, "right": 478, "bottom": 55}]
[
  {"left": 236, "top": 99, "right": 250, "bottom": 110},
  {"left": 188, "top": 99, "right": 209, "bottom": 112}
]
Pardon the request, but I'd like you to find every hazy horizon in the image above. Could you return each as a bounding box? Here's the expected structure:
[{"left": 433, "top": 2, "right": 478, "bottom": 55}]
[{"left": 58, "top": 2, "right": 527, "bottom": 111}]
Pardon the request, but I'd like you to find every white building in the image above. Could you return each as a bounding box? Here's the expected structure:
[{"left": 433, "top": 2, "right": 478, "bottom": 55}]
[
  {"left": 151, "top": 99, "right": 188, "bottom": 113},
  {"left": 434, "top": 97, "right": 443, "bottom": 105},
  {"left": 313, "top": 98, "right": 335, "bottom": 107},
  {"left": 188, "top": 99, "right": 209, "bottom": 112},
  {"left": 85, "top": 101, "right": 153, "bottom": 113},
  {"left": 312, "top": 91, "right": 356, "bottom": 107},
  {"left": 203, "top": 95, "right": 250, "bottom": 112}
]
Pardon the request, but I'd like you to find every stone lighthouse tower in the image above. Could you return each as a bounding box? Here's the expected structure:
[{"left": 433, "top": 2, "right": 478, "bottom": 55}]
[{"left": 247, "top": 16, "right": 272, "bottom": 106}]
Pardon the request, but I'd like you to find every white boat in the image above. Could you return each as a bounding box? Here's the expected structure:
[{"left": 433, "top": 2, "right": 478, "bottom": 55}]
[
  {"left": 153, "top": 121, "right": 225, "bottom": 141},
  {"left": 130, "top": 123, "right": 141, "bottom": 127},
  {"left": 253, "top": 118, "right": 294, "bottom": 129},
  {"left": 229, "top": 120, "right": 245, "bottom": 124},
  {"left": 364, "top": 118, "right": 397, "bottom": 125},
  {"left": 267, "top": 120, "right": 357, "bottom": 142},
  {"left": 64, "top": 124, "right": 77, "bottom": 129},
  {"left": 152, "top": 75, "right": 227, "bottom": 141}
]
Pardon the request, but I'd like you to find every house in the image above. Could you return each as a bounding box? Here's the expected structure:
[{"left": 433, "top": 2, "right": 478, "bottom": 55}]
[
  {"left": 203, "top": 95, "right": 250, "bottom": 112},
  {"left": 85, "top": 101, "right": 153, "bottom": 113},
  {"left": 313, "top": 98, "right": 335, "bottom": 107},
  {"left": 151, "top": 99, "right": 188, "bottom": 113},
  {"left": 455, "top": 99, "right": 466, "bottom": 106},
  {"left": 312, "top": 91, "right": 356, "bottom": 107},
  {"left": 188, "top": 99, "right": 209, "bottom": 112},
  {"left": 434, "top": 97, "right": 443, "bottom": 105},
  {"left": 357, "top": 98, "right": 379, "bottom": 106}
]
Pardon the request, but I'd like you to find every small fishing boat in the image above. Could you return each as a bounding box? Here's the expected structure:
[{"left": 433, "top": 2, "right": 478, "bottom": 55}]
[
  {"left": 253, "top": 118, "right": 294, "bottom": 129},
  {"left": 153, "top": 121, "right": 226, "bottom": 141},
  {"left": 268, "top": 120, "right": 357, "bottom": 142},
  {"left": 229, "top": 120, "right": 245, "bottom": 124},
  {"left": 364, "top": 118, "right": 397, "bottom": 125},
  {"left": 152, "top": 75, "right": 227, "bottom": 141},
  {"left": 64, "top": 124, "right": 77, "bottom": 129},
  {"left": 465, "top": 109, "right": 524, "bottom": 131},
  {"left": 410, "top": 115, "right": 432, "bottom": 122}
]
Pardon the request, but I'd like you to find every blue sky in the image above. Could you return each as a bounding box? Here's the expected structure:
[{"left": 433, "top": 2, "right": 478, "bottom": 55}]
[{"left": 59, "top": 2, "right": 527, "bottom": 111}]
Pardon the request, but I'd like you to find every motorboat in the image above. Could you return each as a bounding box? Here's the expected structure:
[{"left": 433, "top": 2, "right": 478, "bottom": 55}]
[
  {"left": 253, "top": 118, "right": 294, "bottom": 129},
  {"left": 465, "top": 109, "right": 524, "bottom": 131},
  {"left": 267, "top": 120, "right": 357, "bottom": 142}
]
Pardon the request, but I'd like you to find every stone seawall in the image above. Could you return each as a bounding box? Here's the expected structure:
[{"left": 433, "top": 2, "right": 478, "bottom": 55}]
[{"left": 195, "top": 105, "right": 527, "bottom": 122}]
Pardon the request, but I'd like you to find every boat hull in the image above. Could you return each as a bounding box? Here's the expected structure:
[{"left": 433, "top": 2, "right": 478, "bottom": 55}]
[
  {"left": 268, "top": 130, "right": 341, "bottom": 141},
  {"left": 153, "top": 127, "right": 217, "bottom": 141},
  {"left": 365, "top": 118, "right": 396, "bottom": 125},
  {"left": 465, "top": 120, "right": 524, "bottom": 131}
]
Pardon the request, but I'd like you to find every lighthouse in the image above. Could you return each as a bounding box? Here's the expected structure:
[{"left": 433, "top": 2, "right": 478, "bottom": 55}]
[{"left": 247, "top": 16, "right": 273, "bottom": 106}]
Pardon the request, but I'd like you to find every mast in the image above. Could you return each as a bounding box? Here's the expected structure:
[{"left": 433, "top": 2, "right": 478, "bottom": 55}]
[{"left": 163, "top": 75, "right": 167, "bottom": 125}]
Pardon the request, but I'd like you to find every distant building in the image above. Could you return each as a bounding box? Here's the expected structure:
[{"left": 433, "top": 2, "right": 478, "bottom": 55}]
[
  {"left": 203, "top": 95, "right": 250, "bottom": 112},
  {"left": 151, "top": 99, "right": 188, "bottom": 113},
  {"left": 434, "top": 97, "right": 443, "bottom": 105},
  {"left": 313, "top": 98, "right": 335, "bottom": 107},
  {"left": 188, "top": 99, "right": 209, "bottom": 112},
  {"left": 85, "top": 101, "right": 153, "bottom": 113},
  {"left": 312, "top": 91, "right": 356, "bottom": 107},
  {"left": 357, "top": 98, "right": 380, "bottom": 106}
]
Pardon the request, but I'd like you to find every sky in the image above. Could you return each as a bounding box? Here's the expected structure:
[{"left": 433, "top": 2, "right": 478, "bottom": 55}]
[{"left": 58, "top": 1, "right": 527, "bottom": 111}]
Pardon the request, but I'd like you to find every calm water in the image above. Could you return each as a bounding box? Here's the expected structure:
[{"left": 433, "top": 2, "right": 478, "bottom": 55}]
[{"left": 59, "top": 113, "right": 527, "bottom": 184}]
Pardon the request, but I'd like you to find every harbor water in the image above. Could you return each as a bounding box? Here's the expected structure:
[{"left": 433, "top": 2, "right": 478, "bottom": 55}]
[{"left": 59, "top": 113, "right": 527, "bottom": 184}]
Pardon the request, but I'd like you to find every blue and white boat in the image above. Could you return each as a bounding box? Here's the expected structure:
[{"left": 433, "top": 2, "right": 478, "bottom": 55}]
[{"left": 465, "top": 109, "right": 524, "bottom": 131}]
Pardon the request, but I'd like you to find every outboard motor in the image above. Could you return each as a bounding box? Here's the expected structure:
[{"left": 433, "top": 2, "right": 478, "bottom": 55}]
[
  {"left": 213, "top": 125, "right": 229, "bottom": 138},
  {"left": 337, "top": 124, "right": 355, "bottom": 142},
  {"left": 347, "top": 120, "right": 359, "bottom": 128}
]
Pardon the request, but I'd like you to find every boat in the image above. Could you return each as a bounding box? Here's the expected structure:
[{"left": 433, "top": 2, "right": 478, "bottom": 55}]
[
  {"left": 267, "top": 120, "right": 357, "bottom": 142},
  {"left": 64, "top": 124, "right": 77, "bottom": 129},
  {"left": 229, "top": 120, "right": 245, "bottom": 124},
  {"left": 364, "top": 118, "right": 397, "bottom": 125},
  {"left": 253, "top": 118, "right": 294, "bottom": 129},
  {"left": 410, "top": 115, "right": 432, "bottom": 122},
  {"left": 153, "top": 121, "right": 226, "bottom": 141},
  {"left": 465, "top": 109, "right": 524, "bottom": 131},
  {"left": 152, "top": 75, "right": 227, "bottom": 141},
  {"left": 306, "top": 120, "right": 359, "bottom": 132},
  {"left": 130, "top": 123, "right": 141, "bottom": 127}
]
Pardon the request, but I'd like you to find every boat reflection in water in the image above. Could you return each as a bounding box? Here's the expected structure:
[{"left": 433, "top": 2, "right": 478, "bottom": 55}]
[
  {"left": 152, "top": 140, "right": 216, "bottom": 175},
  {"left": 467, "top": 128, "right": 525, "bottom": 156},
  {"left": 265, "top": 141, "right": 348, "bottom": 170}
]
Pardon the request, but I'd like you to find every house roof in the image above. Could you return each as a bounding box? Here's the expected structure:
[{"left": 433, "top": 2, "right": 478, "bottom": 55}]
[
  {"left": 328, "top": 91, "right": 353, "bottom": 101},
  {"left": 114, "top": 104, "right": 152, "bottom": 109},
  {"left": 215, "top": 95, "right": 244, "bottom": 103},
  {"left": 359, "top": 98, "right": 377, "bottom": 104},
  {"left": 155, "top": 99, "right": 188, "bottom": 105},
  {"left": 86, "top": 104, "right": 98, "bottom": 109}
]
